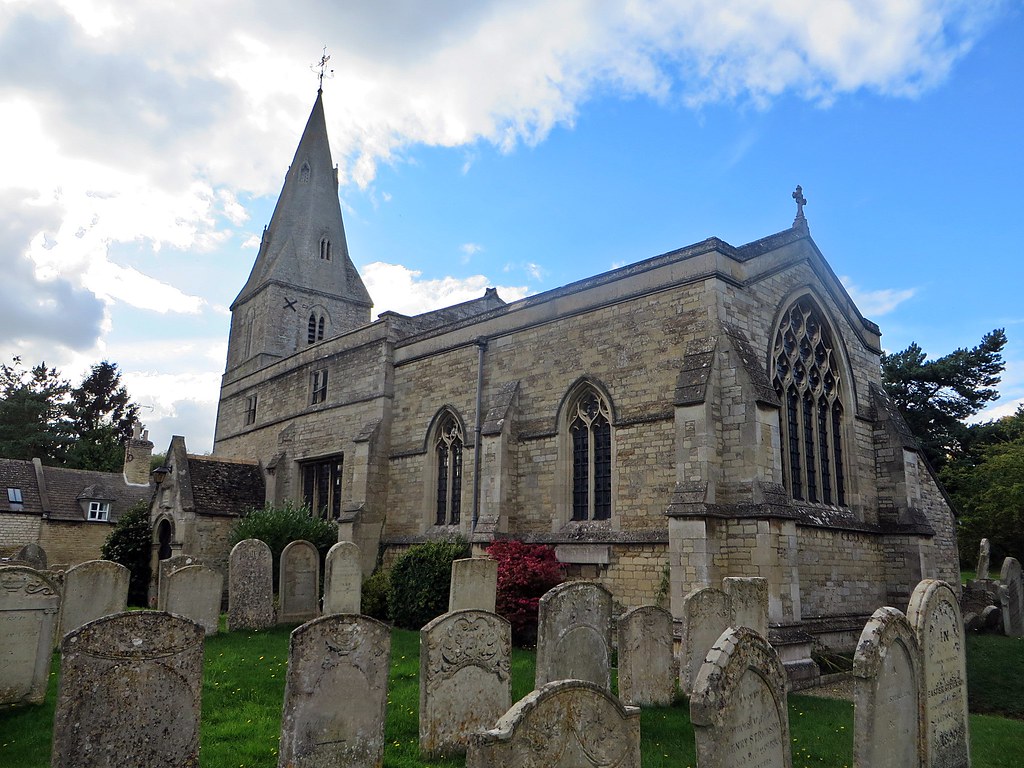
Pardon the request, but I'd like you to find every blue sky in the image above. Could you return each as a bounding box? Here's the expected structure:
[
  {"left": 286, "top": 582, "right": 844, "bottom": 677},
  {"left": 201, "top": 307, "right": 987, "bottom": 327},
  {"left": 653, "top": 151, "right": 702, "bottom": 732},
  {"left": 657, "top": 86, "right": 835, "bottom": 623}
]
[{"left": 1, "top": 1, "right": 1021, "bottom": 453}]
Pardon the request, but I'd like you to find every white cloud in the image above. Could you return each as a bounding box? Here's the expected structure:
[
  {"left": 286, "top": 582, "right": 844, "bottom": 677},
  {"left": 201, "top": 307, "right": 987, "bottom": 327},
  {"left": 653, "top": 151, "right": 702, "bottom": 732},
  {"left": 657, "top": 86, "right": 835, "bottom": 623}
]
[
  {"left": 361, "top": 262, "right": 528, "bottom": 317},
  {"left": 840, "top": 276, "right": 917, "bottom": 317}
]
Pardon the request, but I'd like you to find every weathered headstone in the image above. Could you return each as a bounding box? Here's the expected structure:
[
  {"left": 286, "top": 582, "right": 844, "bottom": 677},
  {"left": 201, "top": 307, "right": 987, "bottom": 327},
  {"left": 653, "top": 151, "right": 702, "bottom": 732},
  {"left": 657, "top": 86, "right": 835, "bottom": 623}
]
[
  {"left": 278, "top": 614, "right": 391, "bottom": 768},
  {"left": 58, "top": 560, "right": 129, "bottom": 641},
  {"left": 690, "top": 626, "right": 790, "bottom": 768},
  {"left": 448, "top": 557, "right": 498, "bottom": 613},
  {"left": 908, "top": 579, "right": 971, "bottom": 768},
  {"left": 679, "top": 586, "right": 732, "bottom": 693},
  {"left": 279, "top": 540, "right": 320, "bottom": 624},
  {"left": 157, "top": 554, "right": 207, "bottom": 611},
  {"left": 228, "top": 538, "right": 275, "bottom": 631},
  {"left": 420, "top": 609, "right": 511, "bottom": 757},
  {"left": 166, "top": 564, "right": 224, "bottom": 635},
  {"left": 535, "top": 580, "right": 612, "bottom": 689},
  {"left": 323, "top": 541, "right": 362, "bottom": 615},
  {"left": 51, "top": 611, "right": 204, "bottom": 768},
  {"left": 976, "top": 538, "right": 991, "bottom": 580},
  {"left": 467, "top": 679, "right": 641, "bottom": 768},
  {"left": 723, "top": 576, "right": 769, "bottom": 637},
  {"left": 0, "top": 566, "right": 60, "bottom": 706},
  {"left": 617, "top": 604, "right": 675, "bottom": 707},
  {"left": 852, "top": 606, "right": 924, "bottom": 768},
  {"left": 999, "top": 557, "right": 1023, "bottom": 637},
  {"left": 13, "top": 543, "right": 47, "bottom": 570}
]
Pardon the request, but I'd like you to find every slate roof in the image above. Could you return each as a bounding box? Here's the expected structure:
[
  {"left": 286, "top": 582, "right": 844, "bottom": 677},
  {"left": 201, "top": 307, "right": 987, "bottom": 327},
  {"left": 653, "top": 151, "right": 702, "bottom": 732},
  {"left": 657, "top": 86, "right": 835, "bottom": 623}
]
[
  {"left": 186, "top": 455, "right": 265, "bottom": 517},
  {"left": 0, "top": 458, "right": 44, "bottom": 514}
]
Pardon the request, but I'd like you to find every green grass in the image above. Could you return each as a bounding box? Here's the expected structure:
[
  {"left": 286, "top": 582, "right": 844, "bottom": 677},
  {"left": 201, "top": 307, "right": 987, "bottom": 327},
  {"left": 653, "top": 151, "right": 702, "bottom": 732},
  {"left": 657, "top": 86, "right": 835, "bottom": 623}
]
[{"left": 3, "top": 625, "right": 1024, "bottom": 767}]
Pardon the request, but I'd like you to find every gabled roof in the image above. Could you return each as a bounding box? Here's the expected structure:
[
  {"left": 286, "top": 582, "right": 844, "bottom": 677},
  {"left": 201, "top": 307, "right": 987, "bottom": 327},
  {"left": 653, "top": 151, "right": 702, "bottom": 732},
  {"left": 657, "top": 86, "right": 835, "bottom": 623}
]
[{"left": 186, "top": 455, "right": 265, "bottom": 517}]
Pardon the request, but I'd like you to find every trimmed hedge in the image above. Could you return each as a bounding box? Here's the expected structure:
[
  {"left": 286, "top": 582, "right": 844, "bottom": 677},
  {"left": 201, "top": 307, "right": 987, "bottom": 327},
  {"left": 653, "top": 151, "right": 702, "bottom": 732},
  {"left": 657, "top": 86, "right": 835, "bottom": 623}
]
[{"left": 387, "top": 537, "right": 470, "bottom": 629}]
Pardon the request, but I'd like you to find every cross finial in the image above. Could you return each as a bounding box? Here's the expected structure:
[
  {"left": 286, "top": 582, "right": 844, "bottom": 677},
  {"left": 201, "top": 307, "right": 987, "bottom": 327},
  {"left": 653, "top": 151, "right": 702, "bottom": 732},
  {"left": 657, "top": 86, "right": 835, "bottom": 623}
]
[
  {"left": 792, "top": 185, "right": 808, "bottom": 231},
  {"left": 312, "top": 46, "right": 334, "bottom": 92}
]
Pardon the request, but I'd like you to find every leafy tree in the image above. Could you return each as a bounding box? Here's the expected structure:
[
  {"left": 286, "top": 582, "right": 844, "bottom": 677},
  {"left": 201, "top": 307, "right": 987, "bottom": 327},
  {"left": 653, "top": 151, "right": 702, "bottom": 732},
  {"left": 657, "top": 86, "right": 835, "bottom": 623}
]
[
  {"left": 64, "top": 361, "right": 140, "bottom": 471},
  {"left": 0, "top": 357, "right": 71, "bottom": 461},
  {"left": 881, "top": 329, "right": 1006, "bottom": 469},
  {"left": 101, "top": 500, "right": 153, "bottom": 606},
  {"left": 229, "top": 501, "right": 338, "bottom": 589}
]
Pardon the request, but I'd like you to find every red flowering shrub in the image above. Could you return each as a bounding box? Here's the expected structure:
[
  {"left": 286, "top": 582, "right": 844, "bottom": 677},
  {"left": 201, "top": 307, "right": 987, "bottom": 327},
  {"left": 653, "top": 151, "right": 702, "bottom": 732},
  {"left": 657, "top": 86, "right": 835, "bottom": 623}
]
[{"left": 487, "top": 539, "right": 564, "bottom": 646}]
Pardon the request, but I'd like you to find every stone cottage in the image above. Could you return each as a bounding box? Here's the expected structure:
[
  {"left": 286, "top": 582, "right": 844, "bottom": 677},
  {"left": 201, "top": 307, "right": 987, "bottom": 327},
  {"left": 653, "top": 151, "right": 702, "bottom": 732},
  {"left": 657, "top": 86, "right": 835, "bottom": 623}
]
[{"left": 180, "top": 88, "right": 959, "bottom": 667}]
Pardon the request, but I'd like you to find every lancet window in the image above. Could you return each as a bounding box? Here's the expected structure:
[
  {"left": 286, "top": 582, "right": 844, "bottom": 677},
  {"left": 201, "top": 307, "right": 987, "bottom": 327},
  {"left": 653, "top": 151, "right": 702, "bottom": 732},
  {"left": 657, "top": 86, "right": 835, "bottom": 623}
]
[
  {"left": 568, "top": 388, "right": 612, "bottom": 521},
  {"left": 772, "top": 297, "right": 846, "bottom": 505},
  {"left": 433, "top": 412, "right": 463, "bottom": 526}
]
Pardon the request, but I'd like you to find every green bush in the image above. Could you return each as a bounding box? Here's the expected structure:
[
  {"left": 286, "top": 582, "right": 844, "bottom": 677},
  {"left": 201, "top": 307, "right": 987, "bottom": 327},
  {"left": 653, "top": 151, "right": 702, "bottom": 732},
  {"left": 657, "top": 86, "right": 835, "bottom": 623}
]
[
  {"left": 101, "top": 500, "right": 152, "bottom": 606},
  {"left": 361, "top": 569, "right": 390, "bottom": 621},
  {"left": 229, "top": 501, "right": 338, "bottom": 588},
  {"left": 387, "top": 537, "right": 470, "bottom": 629}
]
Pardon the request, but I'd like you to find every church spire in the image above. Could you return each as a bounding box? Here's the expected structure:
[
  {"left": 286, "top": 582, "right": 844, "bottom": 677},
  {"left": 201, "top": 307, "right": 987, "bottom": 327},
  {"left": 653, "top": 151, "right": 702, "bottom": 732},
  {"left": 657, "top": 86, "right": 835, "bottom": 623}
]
[{"left": 226, "top": 91, "right": 372, "bottom": 375}]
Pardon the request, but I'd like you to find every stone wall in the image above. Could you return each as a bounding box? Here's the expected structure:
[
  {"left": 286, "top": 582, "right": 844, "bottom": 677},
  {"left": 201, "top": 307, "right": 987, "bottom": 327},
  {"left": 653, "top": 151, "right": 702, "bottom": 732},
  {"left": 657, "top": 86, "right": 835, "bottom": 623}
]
[
  {"left": 0, "top": 513, "right": 41, "bottom": 549},
  {"left": 797, "top": 527, "right": 887, "bottom": 619},
  {"left": 38, "top": 520, "right": 112, "bottom": 566}
]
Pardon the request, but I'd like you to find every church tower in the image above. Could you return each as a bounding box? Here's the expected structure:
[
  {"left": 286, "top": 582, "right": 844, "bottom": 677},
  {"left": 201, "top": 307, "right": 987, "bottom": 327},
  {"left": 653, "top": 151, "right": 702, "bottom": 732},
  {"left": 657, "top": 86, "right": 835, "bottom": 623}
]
[{"left": 225, "top": 89, "right": 372, "bottom": 378}]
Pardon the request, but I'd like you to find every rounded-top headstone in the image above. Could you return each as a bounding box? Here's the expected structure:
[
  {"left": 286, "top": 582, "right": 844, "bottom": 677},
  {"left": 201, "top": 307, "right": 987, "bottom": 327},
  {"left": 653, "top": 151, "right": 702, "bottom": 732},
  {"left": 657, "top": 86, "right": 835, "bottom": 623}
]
[{"left": 228, "top": 538, "right": 275, "bottom": 631}]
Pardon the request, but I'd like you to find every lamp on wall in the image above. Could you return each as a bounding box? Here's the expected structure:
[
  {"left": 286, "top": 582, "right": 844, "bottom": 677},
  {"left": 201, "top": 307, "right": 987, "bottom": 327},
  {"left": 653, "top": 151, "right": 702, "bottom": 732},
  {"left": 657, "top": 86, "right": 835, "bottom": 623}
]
[{"left": 151, "top": 466, "right": 172, "bottom": 486}]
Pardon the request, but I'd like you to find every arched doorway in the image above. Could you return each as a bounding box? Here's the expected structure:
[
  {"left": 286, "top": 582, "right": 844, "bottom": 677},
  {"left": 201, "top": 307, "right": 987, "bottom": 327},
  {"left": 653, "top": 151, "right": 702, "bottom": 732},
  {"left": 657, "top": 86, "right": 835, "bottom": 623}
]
[{"left": 157, "top": 519, "right": 173, "bottom": 561}]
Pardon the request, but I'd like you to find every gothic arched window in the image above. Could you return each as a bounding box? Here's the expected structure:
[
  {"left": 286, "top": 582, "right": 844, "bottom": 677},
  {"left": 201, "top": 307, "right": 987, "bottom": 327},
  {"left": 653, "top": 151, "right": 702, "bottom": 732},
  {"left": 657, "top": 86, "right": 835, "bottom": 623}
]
[
  {"left": 320, "top": 237, "right": 331, "bottom": 260},
  {"left": 568, "top": 388, "right": 612, "bottom": 521},
  {"left": 434, "top": 412, "right": 463, "bottom": 526},
  {"left": 307, "top": 312, "right": 326, "bottom": 344},
  {"left": 772, "top": 296, "right": 846, "bottom": 506}
]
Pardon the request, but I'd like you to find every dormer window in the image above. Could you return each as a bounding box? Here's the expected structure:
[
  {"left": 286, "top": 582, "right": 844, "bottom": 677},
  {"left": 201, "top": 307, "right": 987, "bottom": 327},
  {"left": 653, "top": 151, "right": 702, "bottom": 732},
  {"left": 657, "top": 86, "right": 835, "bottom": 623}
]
[
  {"left": 7, "top": 488, "right": 23, "bottom": 511},
  {"left": 320, "top": 238, "right": 332, "bottom": 261},
  {"left": 87, "top": 501, "right": 111, "bottom": 522}
]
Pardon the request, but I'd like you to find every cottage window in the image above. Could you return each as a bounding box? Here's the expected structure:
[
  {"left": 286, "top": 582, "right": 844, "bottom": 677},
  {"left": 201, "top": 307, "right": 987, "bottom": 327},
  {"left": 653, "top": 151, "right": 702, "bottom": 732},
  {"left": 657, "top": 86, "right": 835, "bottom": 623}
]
[
  {"left": 310, "top": 369, "right": 328, "bottom": 404},
  {"left": 434, "top": 413, "right": 464, "bottom": 526},
  {"left": 568, "top": 388, "right": 612, "bottom": 521},
  {"left": 772, "top": 296, "right": 846, "bottom": 505},
  {"left": 7, "top": 487, "right": 23, "bottom": 511},
  {"left": 87, "top": 501, "right": 110, "bottom": 522},
  {"left": 301, "top": 455, "right": 343, "bottom": 519},
  {"left": 245, "top": 395, "right": 257, "bottom": 425}
]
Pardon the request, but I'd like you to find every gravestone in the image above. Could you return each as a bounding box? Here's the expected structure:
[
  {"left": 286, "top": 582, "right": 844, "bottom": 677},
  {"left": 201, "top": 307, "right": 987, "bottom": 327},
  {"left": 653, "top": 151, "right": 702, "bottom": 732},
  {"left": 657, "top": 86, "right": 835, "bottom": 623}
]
[
  {"left": 907, "top": 580, "right": 971, "bottom": 768},
  {"left": 0, "top": 566, "right": 60, "bottom": 706},
  {"left": 467, "top": 679, "right": 641, "bottom": 768},
  {"left": 279, "top": 540, "right": 320, "bottom": 624},
  {"left": 278, "top": 614, "right": 391, "bottom": 768},
  {"left": 690, "top": 626, "right": 791, "bottom": 768},
  {"left": 420, "top": 609, "right": 511, "bottom": 757},
  {"left": 58, "top": 560, "right": 129, "bottom": 641},
  {"left": 723, "top": 576, "right": 769, "bottom": 637},
  {"left": 679, "top": 586, "right": 732, "bottom": 693},
  {"left": 448, "top": 557, "right": 498, "bottom": 613},
  {"left": 535, "top": 580, "right": 612, "bottom": 689},
  {"left": 976, "top": 538, "right": 991, "bottom": 580},
  {"left": 999, "top": 557, "right": 1023, "bottom": 637},
  {"left": 51, "top": 611, "right": 204, "bottom": 768},
  {"left": 323, "top": 541, "right": 362, "bottom": 615},
  {"left": 157, "top": 554, "right": 207, "bottom": 611},
  {"left": 617, "top": 604, "right": 675, "bottom": 707},
  {"left": 13, "top": 543, "right": 47, "bottom": 570},
  {"left": 166, "top": 564, "right": 223, "bottom": 635},
  {"left": 852, "top": 606, "right": 924, "bottom": 768},
  {"left": 228, "top": 538, "right": 275, "bottom": 630}
]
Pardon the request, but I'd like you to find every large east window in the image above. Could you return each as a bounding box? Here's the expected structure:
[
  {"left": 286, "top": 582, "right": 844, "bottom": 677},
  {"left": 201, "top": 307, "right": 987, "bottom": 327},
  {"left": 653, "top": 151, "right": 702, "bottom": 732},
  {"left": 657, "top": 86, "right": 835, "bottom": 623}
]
[
  {"left": 301, "top": 455, "right": 343, "bottom": 519},
  {"left": 434, "top": 412, "right": 464, "bottom": 526},
  {"left": 568, "top": 388, "right": 612, "bottom": 521},
  {"left": 772, "top": 296, "right": 846, "bottom": 505}
]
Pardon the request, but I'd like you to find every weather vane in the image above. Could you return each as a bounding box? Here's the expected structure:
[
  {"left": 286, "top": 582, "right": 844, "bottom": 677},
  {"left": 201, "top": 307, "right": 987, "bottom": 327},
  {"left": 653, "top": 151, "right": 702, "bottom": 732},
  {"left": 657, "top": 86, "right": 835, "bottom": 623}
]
[{"left": 312, "top": 46, "right": 334, "bottom": 91}]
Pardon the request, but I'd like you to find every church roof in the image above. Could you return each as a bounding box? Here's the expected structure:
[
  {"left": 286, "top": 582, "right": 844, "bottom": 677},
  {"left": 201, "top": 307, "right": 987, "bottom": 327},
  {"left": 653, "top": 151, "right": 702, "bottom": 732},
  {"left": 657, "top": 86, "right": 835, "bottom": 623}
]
[{"left": 232, "top": 90, "right": 371, "bottom": 311}]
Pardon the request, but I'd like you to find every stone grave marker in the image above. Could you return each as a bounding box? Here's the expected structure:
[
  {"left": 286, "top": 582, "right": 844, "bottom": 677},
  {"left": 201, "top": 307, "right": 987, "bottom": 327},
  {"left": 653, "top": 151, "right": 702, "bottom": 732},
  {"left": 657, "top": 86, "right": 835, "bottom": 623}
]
[
  {"left": 51, "top": 611, "right": 204, "bottom": 768},
  {"left": 0, "top": 566, "right": 60, "bottom": 706},
  {"left": 467, "top": 679, "right": 641, "bottom": 768},
  {"left": 976, "top": 538, "right": 991, "bottom": 580},
  {"left": 279, "top": 540, "right": 320, "bottom": 624},
  {"left": 690, "top": 626, "right": 791, "bottom": 768},
  {"left": 852, "top": 606, "right": 924, "bottom": 768},
  {"left": 58, "top": 560, "right": 129, "bottom": 641},
  {"left": 448, "top": 557, "right": 498, "bottom": 613},
  {"left": 157, "top": 554, "right": 207, "bottom": 611},
  {"left": 278, "top": 614, "right": 391, "bottom": 768},
  {"left": 617, "top": 604, "right": 675, "bottom": 707},
  {"left": 13, "top": 542, "right": 47, "bottom": 570},
  {"left": 323, "top": 541, "right": 362, "bottom": 615},
  {"left": 723, "top": 576, "right": 769, "bottom": 637},
  {"left": 166, "top": 564, "right": 224, "bottom": 635},
  {"left": 228, "top": 538, "right": 275, "bottom": 630},
  {"left": 535, "top": 580, "right": 612, "bottom": 689},
  {"left": 999, "top": 557, "right": 1023, "bottom": 637},
  {"left": 908, "top": 579, "right": 971, "bottom": 768},
  {"left": 420, "top": 609, "right": 511, "bottom": 758},
  {"left": 679, "top": 586, "right": 731, "bottom": 693}
]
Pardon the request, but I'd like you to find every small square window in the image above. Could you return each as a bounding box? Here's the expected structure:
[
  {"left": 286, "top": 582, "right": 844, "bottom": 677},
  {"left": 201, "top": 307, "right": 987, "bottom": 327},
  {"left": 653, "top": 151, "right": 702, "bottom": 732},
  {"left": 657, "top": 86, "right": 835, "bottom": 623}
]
[
  {"left": 87, "top": 501, "right": 110, "bottom": 522},
  {"left": 311, "top": 369, "right": 328, "bottom": 405}
]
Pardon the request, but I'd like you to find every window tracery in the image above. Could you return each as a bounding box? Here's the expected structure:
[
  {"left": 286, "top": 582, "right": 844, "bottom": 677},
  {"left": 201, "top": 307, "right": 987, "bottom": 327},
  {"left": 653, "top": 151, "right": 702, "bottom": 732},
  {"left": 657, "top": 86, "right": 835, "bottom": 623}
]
[
  {"left": 433, "top": 413, "right": 463, "bottom": 526},
  {"left": 568, "top": 388, "right": 612, "bottom": 521}
]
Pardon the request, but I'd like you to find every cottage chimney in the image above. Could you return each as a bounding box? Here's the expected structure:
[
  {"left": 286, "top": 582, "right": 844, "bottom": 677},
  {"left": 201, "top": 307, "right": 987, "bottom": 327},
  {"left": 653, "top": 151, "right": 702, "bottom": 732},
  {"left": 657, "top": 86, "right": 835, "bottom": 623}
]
[{"left": 124, "top": 421, "right": 154, "bottom": 485}]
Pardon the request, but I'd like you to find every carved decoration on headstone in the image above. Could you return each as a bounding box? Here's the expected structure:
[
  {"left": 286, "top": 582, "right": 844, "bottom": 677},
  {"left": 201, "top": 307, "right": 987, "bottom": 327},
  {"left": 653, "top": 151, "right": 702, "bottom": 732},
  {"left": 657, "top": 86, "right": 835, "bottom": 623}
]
[
  {"left": 0, "top": 565, "right": 60, "bottom": 706},
  {"left": 535, "top": 581, "right": 612, "bottom": 689}
]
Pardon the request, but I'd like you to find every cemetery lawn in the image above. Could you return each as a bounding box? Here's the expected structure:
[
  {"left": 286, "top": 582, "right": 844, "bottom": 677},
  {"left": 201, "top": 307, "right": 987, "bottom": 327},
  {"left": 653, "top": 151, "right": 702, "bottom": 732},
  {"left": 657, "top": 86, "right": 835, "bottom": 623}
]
[{"left": 3, "top": 626, "right": 1024, "bottom": 767}]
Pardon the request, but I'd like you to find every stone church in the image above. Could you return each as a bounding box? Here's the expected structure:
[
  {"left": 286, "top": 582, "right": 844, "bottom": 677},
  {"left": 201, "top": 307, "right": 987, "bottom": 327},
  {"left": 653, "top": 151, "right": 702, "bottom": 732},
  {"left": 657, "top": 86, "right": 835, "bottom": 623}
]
[{"left": 161, "top": 89, "right": 960, "bottom": 668}]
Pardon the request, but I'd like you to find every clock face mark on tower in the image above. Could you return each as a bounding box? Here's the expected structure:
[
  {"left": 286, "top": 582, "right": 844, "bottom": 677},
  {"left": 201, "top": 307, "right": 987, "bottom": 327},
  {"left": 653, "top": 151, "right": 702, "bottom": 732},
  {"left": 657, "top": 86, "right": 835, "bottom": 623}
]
[{"left": 284, "top": 298, "right": 298, "bottom": 312}]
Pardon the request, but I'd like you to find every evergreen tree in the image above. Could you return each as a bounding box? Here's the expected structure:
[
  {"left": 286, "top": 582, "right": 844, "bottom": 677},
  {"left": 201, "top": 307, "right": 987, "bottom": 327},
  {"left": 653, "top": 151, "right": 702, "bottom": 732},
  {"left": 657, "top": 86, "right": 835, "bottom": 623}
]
[
  {"left": 64, "top": 361, "right": 140, "bottom": 471},
  {"left": 0, "top": 357, "right": 71, "bottom": 461},
  {"left": 101, "top": 500, "right": 153, "bottom": 606}
]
